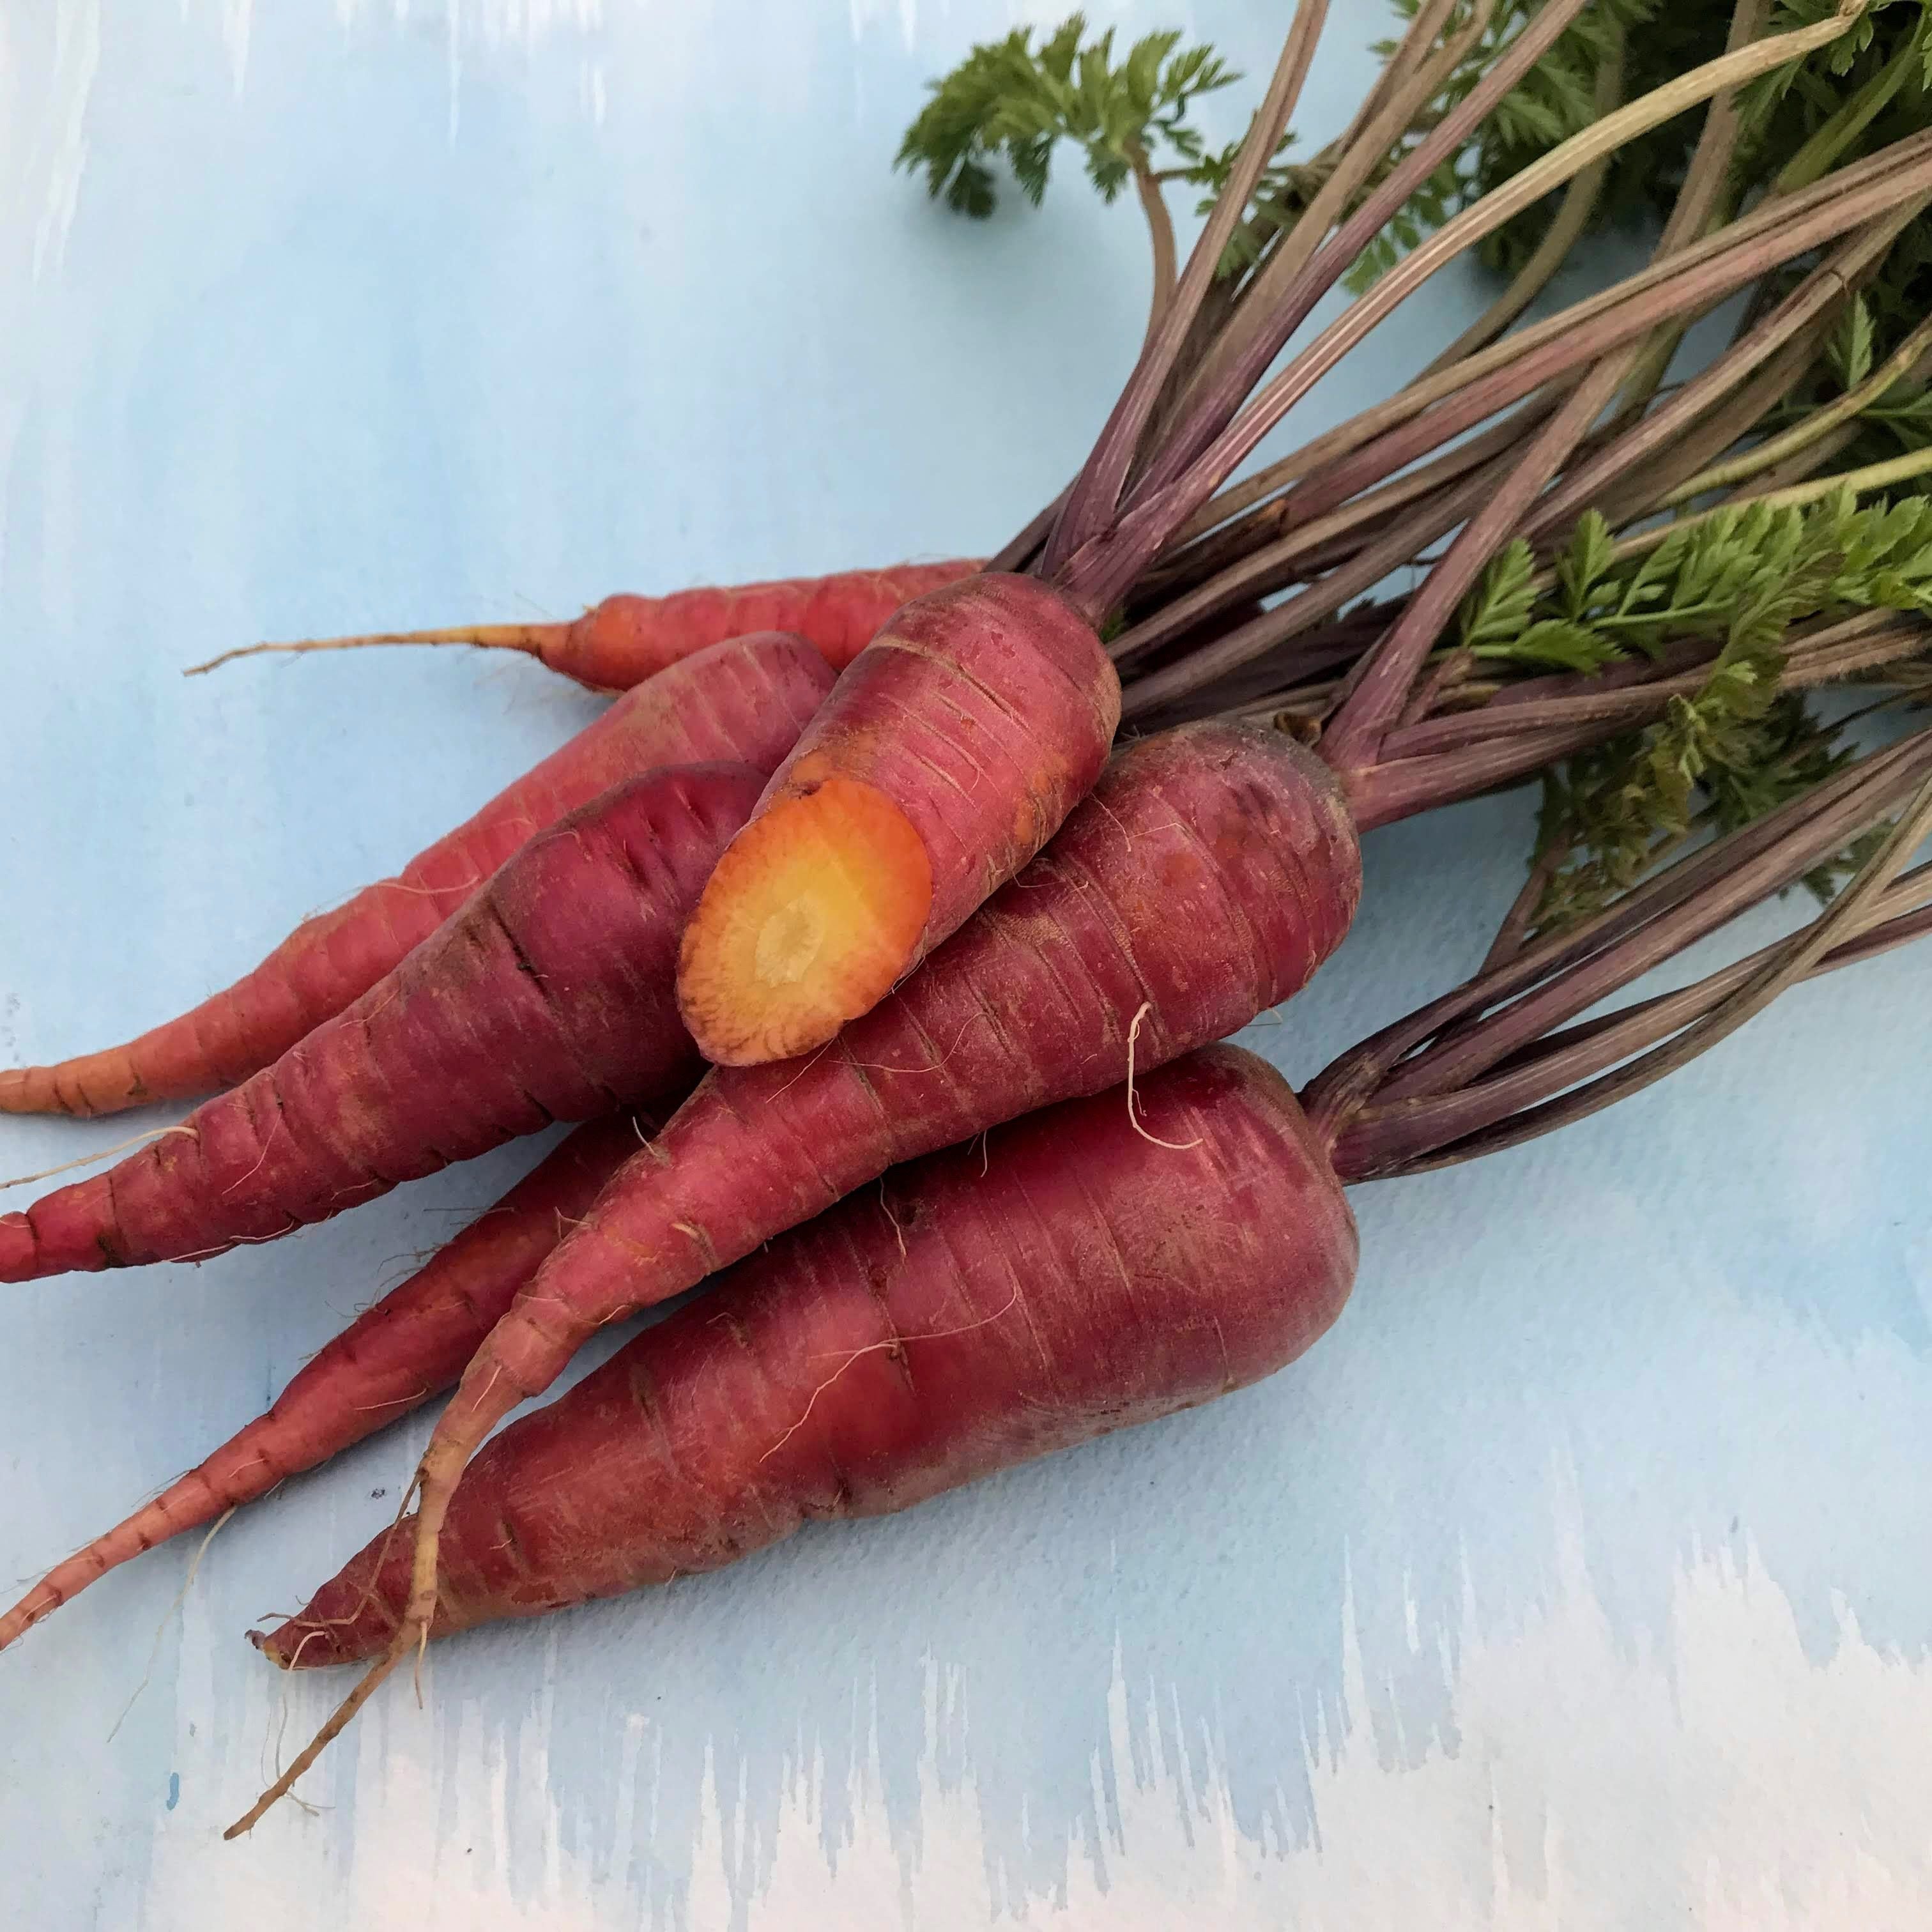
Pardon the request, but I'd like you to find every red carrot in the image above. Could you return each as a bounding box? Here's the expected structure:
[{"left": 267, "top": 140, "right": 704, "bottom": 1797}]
[
  {"left": 188, "top": 562, "right": 983, "bottom": 690},
  {"left": 252, "top": 1046, "right": 1357, "bottom": 1668},
  {"left": 0, "top": 764, "right": 763, "bottom": 1283},
  {"left": 0, "top": 634, "right": 833, "bottom": 1119},
  {"left": 0, "top": 1109, "right": 666, "bottom": 1653}
]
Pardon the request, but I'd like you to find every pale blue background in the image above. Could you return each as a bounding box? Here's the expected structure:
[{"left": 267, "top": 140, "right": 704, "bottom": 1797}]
[{"left": 3, "top": 4, "right": 1929, "bottom": 1928}]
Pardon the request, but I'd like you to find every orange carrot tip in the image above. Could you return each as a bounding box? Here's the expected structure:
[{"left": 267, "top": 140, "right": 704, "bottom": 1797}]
[{"left": 0, "top": 1108, "right": 661, "bottom": 1655}]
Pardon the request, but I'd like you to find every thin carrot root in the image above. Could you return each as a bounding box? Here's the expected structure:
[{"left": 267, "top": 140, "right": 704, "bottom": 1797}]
[
  {"left": 227, "top": 1425, "right": 471, "bottom": 1836},
  {"left": 0, "top": 1125, "right": 198, "bottom": 1191},
  {"left": 185, "top": 562, "right": 984, "bottom": 690},
  {"left": 0, "top": 1112, "right": 654, "bottom": 1654},
  {"left": 184, "top": 624, "right": 556, "bottom": 678},
  {"left": 106, "top": 1508, "right": 236, "bottom": 1745},
  {"left": 224, "top": 1641, "right": 408, "bottom": 1838}
]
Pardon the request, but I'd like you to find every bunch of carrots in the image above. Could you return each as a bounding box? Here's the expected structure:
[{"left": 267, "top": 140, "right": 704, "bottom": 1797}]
[{"left": 4, "top": 0, "right": 1930, "bottom": 1837}]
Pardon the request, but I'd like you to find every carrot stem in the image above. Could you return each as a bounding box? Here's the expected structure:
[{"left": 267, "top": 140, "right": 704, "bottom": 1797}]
[
  {"left": 1362, "top": 774, "right": 1932, "bottom": 1175},
  {"left": 1043, "top": 0, "right": 1330, "bottom": 581}
]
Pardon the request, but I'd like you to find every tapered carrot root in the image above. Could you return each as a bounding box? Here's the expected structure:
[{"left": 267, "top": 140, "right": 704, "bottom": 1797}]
[
  {"left": 256, "top": 1048, "right": 1356, "bottom": 1669},
  {"left": 0, "top": 634, "right": 833, "bottom": 1119},
  {"left": 188, "top": 561, "right": 983, "bottom": 689},
  {"left": 677, "top": 572, "right": 1121, "bottom": 1064},
  {"left": 0, "top": 1111, "right": 664, "bottom": 1654},
  {"left": 0, "top": 765, "right": 764, "bottom": 1284}
]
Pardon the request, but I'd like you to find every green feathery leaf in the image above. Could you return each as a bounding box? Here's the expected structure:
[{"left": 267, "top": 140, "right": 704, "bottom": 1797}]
[
  {"left": 894, "top": 15, "right": 1238, "bottom": 219},
  {"left": 1829, "top": 296, "right": 1878, "bottom": 390},
  {"left": 1453, "top": 486, "right": 1932, "bottom": 929},
  {"left": 1466, "top": 489, "right": 1932, "bottom": 684}
]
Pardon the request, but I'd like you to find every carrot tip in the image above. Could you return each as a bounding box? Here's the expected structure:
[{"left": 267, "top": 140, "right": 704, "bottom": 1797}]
[{"left": 677, "top": 777, "right": 933, "bottom": 1066}]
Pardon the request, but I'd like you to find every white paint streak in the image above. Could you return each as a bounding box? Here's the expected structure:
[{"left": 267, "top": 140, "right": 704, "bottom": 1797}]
[
  {"left": 29, "top": 0, "right": 101, "bottom": 284},
  {"left": 135, "top": 1496, "right": 1932, "bottom": 1928},
  {"left": 217, "top": 0, "right": 253, "bottom": 90},
  {"left": 847, "top": 0, "right": 921, "bottom": 52},
  {"left": 848, "top": 0, "right": 1156, "bottom": 47},
  {"left": 332, "top": 0, "right": 604, "bottom": 39},
  {"left": 312, "top": 0, "right": 610, "bottom": 128}
]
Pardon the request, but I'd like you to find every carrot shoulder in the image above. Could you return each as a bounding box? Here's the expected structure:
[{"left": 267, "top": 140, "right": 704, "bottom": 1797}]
[
  {"left": 0, "top": 633, "right": 833, "bottom": 1119},
  {"left": 259, "top": 1046, "right": 1357, "bottom": 1666},
  {"left": 0, "top": 764, "right": 760, "bottom": 1284}
]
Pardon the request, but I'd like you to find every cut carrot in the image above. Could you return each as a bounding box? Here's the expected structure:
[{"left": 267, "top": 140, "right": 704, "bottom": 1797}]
[{"left": 677, "top": 573, "right": 1119, "bottom": 1064}]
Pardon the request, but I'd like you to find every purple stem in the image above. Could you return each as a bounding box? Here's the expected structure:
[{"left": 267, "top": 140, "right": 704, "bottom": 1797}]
[
  {"left": 1124, "top": 0, "right": 1594, "bottom": 519},
  {"left": 1303, "top": 726, "right": 1932, "bottom": 1138},
  {"left": 1321, "top": 358, "right": 1633, "bottom": 774},
  {"left": 1520, "top": 212, "right": 1920, "bottom": 543}
]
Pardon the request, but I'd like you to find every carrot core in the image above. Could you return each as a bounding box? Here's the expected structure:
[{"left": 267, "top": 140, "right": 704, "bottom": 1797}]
[{"left": 678, "top": 776, "right": 933, "bottom": 1064}]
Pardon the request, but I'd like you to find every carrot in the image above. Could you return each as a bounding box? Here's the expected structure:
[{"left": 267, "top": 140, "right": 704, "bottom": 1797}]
[
  {"left": 0, "top": 763, "right": 763, "bottom": 1283},
  {"left": 0, "top": 633, "right": 833, "bottom": 1119},
  {"left": 251, "top": 1045, "right": 1358, "bottom": 1669},
  {"left": 676, "top": 572, "right": 1121, "bottom": 1064},
  {"left": 188, "top": 561, "right": 984, "bottom": 689},
  {"left": 0, "top": 1108, "right": 668, "bottom": 1653}
]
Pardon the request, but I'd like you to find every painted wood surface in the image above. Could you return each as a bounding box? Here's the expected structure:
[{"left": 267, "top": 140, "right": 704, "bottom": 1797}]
[{"left": 3, "top": 4, "right": 1928, "bottom": 1925}]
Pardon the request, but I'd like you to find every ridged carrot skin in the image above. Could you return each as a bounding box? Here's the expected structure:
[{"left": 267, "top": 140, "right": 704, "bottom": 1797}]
[
  {"left": 0, "top": 633, "right": 834, "bottom": 1119},
  {"left": 259, "top": 1046, "right": 1358, "bottom": 1666},
  {"left": 0, "top": 1109, "right": 668, "bottom": 1654},
  {"left": 677, "top": 573, "right": 1123, "bottom": 1066},
  {"left": 454, "top": 720, "right": 1358, "bottom": 1434},
  {"left": 0, "top": 765, "right": 763, "bottom": 1284}
]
